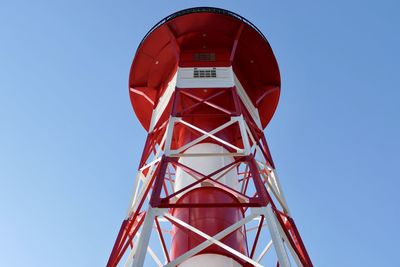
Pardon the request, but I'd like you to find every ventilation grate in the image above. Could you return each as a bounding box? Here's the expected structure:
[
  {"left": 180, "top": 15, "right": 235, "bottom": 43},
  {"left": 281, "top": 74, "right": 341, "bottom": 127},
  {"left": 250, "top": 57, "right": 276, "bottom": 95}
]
[
  {"left": 193, "top": 68, "right": 217, "bottom": 78},
  {"left": 193, "top": 53, "right": 216, "bottom": 62}
]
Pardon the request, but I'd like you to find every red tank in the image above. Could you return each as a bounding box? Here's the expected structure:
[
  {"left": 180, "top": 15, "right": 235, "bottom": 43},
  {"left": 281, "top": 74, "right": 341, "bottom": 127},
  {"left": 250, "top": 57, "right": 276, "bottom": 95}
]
[{"left": 170, "top": 187, "right": 248, "bottom": 263}]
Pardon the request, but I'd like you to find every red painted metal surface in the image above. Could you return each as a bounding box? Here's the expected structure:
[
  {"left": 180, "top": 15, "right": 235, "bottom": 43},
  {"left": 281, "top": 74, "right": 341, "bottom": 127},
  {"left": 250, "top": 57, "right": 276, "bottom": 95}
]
[
  {"left": 170, "top": 187, "right": 247, "bottom": 263},
  {"left": 129, "top": 8, "right": 280, "bottom": 131},
  {"left": 149, "top": 156, "right": 271, "bottom": 209},
  {"left": 107, "top": 7, "right": 313, "bottom": 267},
  {"left": 172, "top": 87, "right": 243, "bottom": 151}
]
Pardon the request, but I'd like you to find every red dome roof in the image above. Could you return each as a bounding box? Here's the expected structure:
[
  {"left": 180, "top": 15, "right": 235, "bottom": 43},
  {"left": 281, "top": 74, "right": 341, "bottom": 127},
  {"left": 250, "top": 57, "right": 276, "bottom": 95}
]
[{"left": 129, "top": 7, "right": 281, "bottom": 131}]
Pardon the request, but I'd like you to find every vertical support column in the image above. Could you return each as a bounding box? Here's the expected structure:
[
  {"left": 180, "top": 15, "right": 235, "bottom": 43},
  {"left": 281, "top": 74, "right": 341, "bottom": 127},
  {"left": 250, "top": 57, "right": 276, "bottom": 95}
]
[
  {"left": 264, "top": 205, "right": 291, "bottom": 267},
  {"left": 131, "top": 207, "right": 156, "bottom": 267},
  {"left": 270, "top": 169, "right": 291, "bottom": 215},
  {"left": 164, "top": 116, "right": 175, "bottom": 157},
  {"left": 126, "top": 172, "right": 143, "bottom": 217},
  {"left": 238, "top": 115, "right": 251, "bottom": 155}
]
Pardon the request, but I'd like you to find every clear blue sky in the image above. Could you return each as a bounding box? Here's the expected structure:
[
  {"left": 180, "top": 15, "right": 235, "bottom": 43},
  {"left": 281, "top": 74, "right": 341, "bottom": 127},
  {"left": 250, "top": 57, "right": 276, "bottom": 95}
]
[{"left": 1, "top": 0, "right": 399, "bottom": 266}]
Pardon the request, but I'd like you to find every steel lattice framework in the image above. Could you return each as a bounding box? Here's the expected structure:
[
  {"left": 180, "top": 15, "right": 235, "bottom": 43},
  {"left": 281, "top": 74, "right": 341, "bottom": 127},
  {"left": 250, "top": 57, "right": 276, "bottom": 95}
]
[
  {"left": 107, "top": 7, "right": 312, "bottom": 267},
  {"left": 108, "top": 86, "right": 312, "bottom": 266}
]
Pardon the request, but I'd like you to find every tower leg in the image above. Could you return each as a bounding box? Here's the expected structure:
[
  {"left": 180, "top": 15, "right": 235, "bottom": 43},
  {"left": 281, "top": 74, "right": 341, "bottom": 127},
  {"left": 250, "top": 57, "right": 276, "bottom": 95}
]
[
  {"left": 264, "top": 205, "right": 291, "bottom": 267},
  {"left": 131, "top": 207, "right": 155, "bottom": 267}
]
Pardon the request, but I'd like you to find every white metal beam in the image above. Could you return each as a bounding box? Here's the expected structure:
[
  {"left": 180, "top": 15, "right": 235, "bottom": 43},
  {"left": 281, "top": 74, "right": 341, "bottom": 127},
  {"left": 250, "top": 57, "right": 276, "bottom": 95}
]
[
  {"left": 131, "top": 208, "right": 156, "bottom": 267},
  {"left": 263, "top": 205, "right": 291, "bottom": 267},
  {"left": 163, "top": 211, "right": 261, "bottom": 267}
]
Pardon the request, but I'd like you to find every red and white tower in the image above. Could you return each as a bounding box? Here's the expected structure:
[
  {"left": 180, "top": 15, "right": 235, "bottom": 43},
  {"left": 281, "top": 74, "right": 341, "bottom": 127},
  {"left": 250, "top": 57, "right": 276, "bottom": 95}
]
[{"left": 108, "top": 7, "right": 312, "bottom": 267}]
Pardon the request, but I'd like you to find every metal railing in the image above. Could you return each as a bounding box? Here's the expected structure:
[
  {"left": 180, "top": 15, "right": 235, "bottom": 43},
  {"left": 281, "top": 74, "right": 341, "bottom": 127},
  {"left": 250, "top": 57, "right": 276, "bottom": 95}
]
[{"left": 136, "top": 6, "right": 269, "bottom": 50}]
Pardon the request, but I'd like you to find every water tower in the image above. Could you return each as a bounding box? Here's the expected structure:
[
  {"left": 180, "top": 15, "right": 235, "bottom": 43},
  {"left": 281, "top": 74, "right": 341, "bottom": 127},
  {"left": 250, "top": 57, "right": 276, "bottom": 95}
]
[{"left": 108, "top": 7, "right": 312, "bottom": 267}]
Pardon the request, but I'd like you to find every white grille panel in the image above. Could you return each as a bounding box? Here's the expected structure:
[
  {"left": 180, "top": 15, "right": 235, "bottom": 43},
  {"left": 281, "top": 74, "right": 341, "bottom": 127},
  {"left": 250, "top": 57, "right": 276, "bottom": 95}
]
[{"left": 177, "top": 67, "right": 234, "bottom": 88}]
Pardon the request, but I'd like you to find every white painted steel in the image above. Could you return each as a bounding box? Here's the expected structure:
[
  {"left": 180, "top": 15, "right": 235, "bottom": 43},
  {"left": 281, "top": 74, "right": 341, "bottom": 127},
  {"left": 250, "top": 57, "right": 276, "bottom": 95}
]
[
  {"left": 233, "top": 74, "right": 263, "bottom": 129},
  {"left": 174, "top": 143, "right": 239, "bottom": 195},
  {"left": 164, "top": 116, "right": 176, "bottom": 156},
  {"left": 264, "top": 205, "right": 291, "bottom": 267},
  {"left": 149, "top": 72, "right": 177, "bottom": 132},
  {"left": 275, "top": 218, "right": 304, "bottom": 267},
  {"left": 124, "top": 233, "right": 139, "bottom": 267},
  {"left": 172, "top": 141, "right": 246, "bottom": 265},
  {"left": 177, "top": 67, "right": 234, "bottom": 88},
  {"left": 257, "top": 166, "right": 290, "bottom": 215},
  {"left": 168, "top": 117, "right": 243, "bottom": 156},
  {"left": 237, "top": 115, "right": 251, "bottom": 155},
  {"left": 179, "top": 254, "right": 242, "bottom": 267},
  {"left": 164, "top": 212, "right": 261, "bottom": 267},
  {"left": 128, "top": 129, "right": 166, "bottom": 215},
  {"left": 124, "top": 60, "right": 306, "bottom": 266},
  {"left": 126, "top": 172, "right": 144, "bottom": 217},
  {"left": 256, "top": 240, "right": 273, "bottom": 263},
  {"left": 270, "top": 169, "right": 291, "bottom": 215},
  {"left": 131, "top": 208, "right": 156, "bottom": 267},
  {"left": 147, "top": 246, "right": 163, "bottom": 267},
  {"left": 129, "top": 88, "right": 155, "bottom": 105}
]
